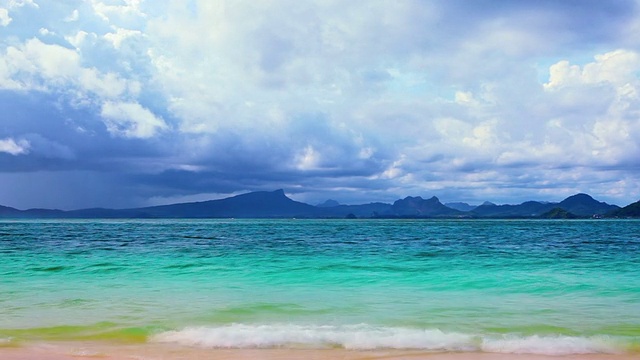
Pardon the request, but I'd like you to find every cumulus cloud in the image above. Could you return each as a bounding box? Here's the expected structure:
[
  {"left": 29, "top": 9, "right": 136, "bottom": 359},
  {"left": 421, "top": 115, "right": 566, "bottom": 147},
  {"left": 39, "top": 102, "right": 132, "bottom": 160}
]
[
  {"left": 0, "top": 8, "right": 11, "bottom": 26},
  {"left": 8, "top": 0, "right": 39, "bottom": 9},
  {"left": 64, "top": 9, "right": 78, "bottom": 22},
  {"left": 103, "top": 27, "right": 143, "bottom": 49},
  {"left": 0, "top": 37, "right": 138, "bottom": 100},
  {"left": 540, "top": 50, "right": 640, "bottom": 166},
  {"left": 91, "top": 0, "right": 145, "bottom": 23},
  {"left": 101, "top": 101, "right": 168, "bottom": 139},
  {"left": 0, "top": 138, "right": 30, "bottom": 155},
  {"left": 545, "top": 50, "right": 640, "bottom": 89}
]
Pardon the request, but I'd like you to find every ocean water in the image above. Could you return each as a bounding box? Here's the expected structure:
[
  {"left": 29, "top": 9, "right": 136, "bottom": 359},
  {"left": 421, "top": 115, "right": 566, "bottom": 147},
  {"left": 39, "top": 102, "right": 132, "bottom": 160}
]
[{"left": 0, "top": 219, "right": 639, "bottom": 355}]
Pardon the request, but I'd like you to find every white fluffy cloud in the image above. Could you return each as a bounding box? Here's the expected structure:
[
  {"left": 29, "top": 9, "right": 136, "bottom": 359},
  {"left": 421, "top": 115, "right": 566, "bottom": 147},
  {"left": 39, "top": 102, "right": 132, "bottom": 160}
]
[
  {"left": 0, "top": 8, "right": 11, "bottom": 26},
  {"left": 101, "top": 101, "right": 168, "bottom": 139},
  {"left": 103, "top": 27, "right": 143, "bottom": 49},
  {"left": 0, "top": 38, "right": 138, "bottom": 99},
  {"left": 91, "top": 0, "right": 144, "bottom": 23},
  {"left": 545, "top": 50, "right": 640, "bottom": 89},
  {"left": 0, "top": 138, "right": 30, "bottom": 155},
  {"left": 0, "top": 0, "right": 38, "bottom": 28},
  {"left": 540, "top": 50, "right": 640, "bottom": 165}
]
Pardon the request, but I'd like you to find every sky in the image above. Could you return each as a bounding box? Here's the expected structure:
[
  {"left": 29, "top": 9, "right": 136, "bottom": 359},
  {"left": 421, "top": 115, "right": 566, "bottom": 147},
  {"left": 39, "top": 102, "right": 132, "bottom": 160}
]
[{"left": 1, "top": 0, "right": 640, "bottom": 210}]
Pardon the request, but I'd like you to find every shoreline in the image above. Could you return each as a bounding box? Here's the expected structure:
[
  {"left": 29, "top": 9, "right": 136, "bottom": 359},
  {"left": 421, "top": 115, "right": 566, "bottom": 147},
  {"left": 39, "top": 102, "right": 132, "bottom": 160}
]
[{"left": 1, "top": 342, "right": 637, "bottom": 360}]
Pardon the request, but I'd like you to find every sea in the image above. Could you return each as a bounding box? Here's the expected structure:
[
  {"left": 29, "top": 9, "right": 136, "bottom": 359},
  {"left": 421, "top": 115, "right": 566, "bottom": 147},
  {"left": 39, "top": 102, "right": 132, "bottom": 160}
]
[{"left": 1, "top": 219, "right": 639, "bottom": 356}]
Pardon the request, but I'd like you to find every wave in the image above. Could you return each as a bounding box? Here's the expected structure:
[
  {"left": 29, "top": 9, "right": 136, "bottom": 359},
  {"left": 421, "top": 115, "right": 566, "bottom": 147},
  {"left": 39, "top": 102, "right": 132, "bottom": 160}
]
[{"left": 150, "top": 324, "right": 635, "bottom": 355}]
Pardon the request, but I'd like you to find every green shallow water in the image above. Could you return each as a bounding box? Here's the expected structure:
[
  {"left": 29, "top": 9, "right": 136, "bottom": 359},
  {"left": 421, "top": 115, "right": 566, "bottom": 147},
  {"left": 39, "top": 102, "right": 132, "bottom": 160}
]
[{"left": 1, "top": 219, "right": 639, "bottom": 353}]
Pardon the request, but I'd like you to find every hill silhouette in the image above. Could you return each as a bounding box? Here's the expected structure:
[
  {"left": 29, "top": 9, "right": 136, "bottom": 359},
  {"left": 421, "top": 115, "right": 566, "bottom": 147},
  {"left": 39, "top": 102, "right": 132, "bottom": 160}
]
[
  {"left": 470, "top": 193, "right": 618, "bottom": 218},
  {"left": 539, "top": 208, "right": 579, "bottom": 219},
  {"left": 128, "top": 189, "right": 323, "bottom": 218},
  {"left": 389, "top": 196, "right": 462, "bottom": 217},
  {"left": 607, "top": 199, "right": 640, "bottom": 218},
  {"left": 557, "top": 193, "right": 619, "bottom": 216},
  {"left": 0, "top": 190, "right": 629, "bottom": 219}
]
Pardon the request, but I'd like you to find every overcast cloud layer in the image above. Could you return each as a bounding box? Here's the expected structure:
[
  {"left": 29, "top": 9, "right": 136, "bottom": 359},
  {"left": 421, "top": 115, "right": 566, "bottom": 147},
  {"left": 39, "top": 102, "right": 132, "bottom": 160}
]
[{"left": 1, "top": 0, "right": 640, "bottom": 209}]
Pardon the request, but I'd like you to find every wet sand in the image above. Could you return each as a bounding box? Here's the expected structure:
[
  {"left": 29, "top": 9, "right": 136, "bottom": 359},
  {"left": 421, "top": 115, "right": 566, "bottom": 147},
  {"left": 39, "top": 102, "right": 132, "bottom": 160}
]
[{"left": 0, "top": 343, "right": 637, "bottom": 360}]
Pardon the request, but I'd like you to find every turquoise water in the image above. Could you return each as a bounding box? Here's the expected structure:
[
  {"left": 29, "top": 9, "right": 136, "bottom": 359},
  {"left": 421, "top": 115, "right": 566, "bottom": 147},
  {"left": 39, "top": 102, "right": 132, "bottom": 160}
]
[{"left": 1, "top": 219, "right": 639, "bottom": 354}]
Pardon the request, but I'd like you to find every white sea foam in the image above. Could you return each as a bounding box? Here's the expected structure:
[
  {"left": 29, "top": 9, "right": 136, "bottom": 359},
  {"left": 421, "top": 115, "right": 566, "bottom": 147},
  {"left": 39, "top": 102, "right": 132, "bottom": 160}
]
[
  {"left": 481, "top": 334, "right": 624, "bottom": 355},
  {"left": 150, "top": 324, "right": 628, "bottom": 355},
  {"left": 151, "top": 324, "right": 474, "bottom": 350}
]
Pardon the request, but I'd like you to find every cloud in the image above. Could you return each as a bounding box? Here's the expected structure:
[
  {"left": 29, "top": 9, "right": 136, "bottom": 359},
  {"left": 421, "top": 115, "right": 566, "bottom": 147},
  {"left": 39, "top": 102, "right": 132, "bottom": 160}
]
[
  {"left": 0, "top": 37, "right": 138, "bottom": 100},
  {"left": 545, "top": 50, "right": 640, "bottom": 89},
  {"left": 64, "top": 9, "right": 78, "bottom": 22},
  {"left": 100, "top": 101, "right": 168, "bottom": 139},
  {"left": 7, "top": 0, "right": 39, "bottom": 9},
  {"left": 539, "top": 50, "right": 640, "bottom": 167},
  {"left": 0, "top": 8, "right": 11, "bottom": 26},
  {"left": 90, "top": 0, "right": 145, "bottom": 23},
  {"left": 1, "top": 1, "right": 640, "bottom": 209},
  {"left": 295, "top": 145, "right": 321, "bottom": 171},
  {"left": 103, "top": 27, "right": 143, "bottom": 49},
  {"left": 0, "top": 138, "right": 30, "bottom": 155},
  {"left": 23, "top": 133, "right": 75, "bottom": 160}
]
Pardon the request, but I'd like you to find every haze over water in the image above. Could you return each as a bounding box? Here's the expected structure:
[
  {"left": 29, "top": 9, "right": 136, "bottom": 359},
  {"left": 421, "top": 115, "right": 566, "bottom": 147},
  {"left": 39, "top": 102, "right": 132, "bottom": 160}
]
[{"left": 1, "top": 219, "right": 639, "bottom": 355}]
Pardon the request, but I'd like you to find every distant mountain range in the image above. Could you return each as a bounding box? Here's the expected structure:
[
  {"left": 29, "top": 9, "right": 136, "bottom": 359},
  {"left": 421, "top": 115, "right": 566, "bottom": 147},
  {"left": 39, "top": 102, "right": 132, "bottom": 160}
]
[{"left": 1, "top": 189, "right": 638, "bottom": 219}]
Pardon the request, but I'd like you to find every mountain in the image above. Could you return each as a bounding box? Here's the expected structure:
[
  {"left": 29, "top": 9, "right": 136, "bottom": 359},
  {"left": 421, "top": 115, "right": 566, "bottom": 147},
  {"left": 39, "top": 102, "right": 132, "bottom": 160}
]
[
  {"left": 0, "top": 191, "right": 629, "bottom": 219},
  {"left": 539, "top": 208, "right": 579, "bottom": 219},
  {"left": 317, "top": 199, "right": 340, "bottom": 207},
  {"left": 65, "top": 208, "right": 147, "bottom": 218},
  {"left": 320, "top": 197, "right": 466, "bottom": 218},
  {"left": 319, "top": 202, "right": 392, "bottom": 218},
  {"left": 470, "top": 194, "right": 619, "bottom": 218},
  {"left": 445, "top": 202, "right": 477, "bottom": 212},
  {"left": 0, "top": 205, "right": 65, "bottom": 218},
  {"left": 606, "top": 199, "right": 640, "bottom": 218},
  {"left": 557, "top": 193, "right": 619, "bottom": 216},
  {"left": 471, "top": 201, "right": 554, "bottom": 217},
  {"left": 0, "top": 190, "right": 329, "bottom": 219},
  {"left": 21, "top": 208, "right": 67, "bottom": 218},
  {"left": 0, "top": 205, "right": 21, "bottom": 216},
  {"left": 313, "top": 198, "right": 396, "bottom": 217},
  {"left": 125, "top": 189, "right": 323, "bottom": 218},
  {"left": 388, "top": 196, "right": 463, "bottom": 217}
]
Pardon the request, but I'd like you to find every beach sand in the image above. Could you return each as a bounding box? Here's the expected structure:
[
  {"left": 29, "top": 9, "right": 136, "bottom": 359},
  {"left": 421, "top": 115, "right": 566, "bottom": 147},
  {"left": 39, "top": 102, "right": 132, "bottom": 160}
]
[{"left": 0, "top": 343, "right": 637, "bottom": 360}]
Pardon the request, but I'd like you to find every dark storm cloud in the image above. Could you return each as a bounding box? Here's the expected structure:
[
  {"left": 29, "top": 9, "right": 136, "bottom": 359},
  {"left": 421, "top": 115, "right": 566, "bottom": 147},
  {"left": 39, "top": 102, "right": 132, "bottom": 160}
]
[{"left": 0, "top": 91, "right": 171, "bottom": 172}]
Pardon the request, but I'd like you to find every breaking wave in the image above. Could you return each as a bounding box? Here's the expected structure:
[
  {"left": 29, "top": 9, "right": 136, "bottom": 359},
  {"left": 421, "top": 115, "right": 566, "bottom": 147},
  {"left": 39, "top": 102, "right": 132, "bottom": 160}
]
[{"left": 150, "top": 324, "right": 634, "bottom": 355}]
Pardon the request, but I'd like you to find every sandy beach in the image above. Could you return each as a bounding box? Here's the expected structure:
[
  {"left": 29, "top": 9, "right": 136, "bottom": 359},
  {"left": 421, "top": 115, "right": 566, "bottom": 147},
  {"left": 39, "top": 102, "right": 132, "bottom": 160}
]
[{"left": 0, "top": 343, "right": 637, "bottom": 360}]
